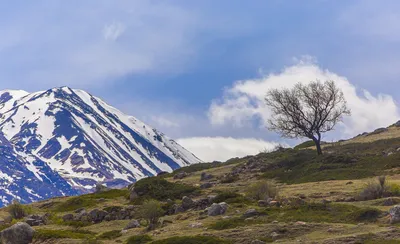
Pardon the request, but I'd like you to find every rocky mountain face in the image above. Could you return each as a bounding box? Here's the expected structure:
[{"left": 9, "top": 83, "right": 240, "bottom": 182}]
[{"left": 0, "top": 87, "right": 201, "bottom": 206}]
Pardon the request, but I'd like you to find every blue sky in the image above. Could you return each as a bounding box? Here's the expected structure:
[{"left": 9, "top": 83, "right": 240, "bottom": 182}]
[{"left": 1, "top": 0, "right": 400, "bottom": 161}]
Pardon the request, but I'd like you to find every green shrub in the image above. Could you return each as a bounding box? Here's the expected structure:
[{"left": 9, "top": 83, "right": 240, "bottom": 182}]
[
  {"left": 209, "top": 217, "right": 260, "bottom": 230},
  {"left": 34, "top": 229, "right": 95, "bottom": 240},
  {"left": 247, "top": 181, "right": 278, "bottom": 200},
  {"left": 7, "top": 200, "right": 29, "bottom": 219},
  {"left": 133, "top": 177, "right": 198, "bottom": 201},
  {"left": 390, "top": 183, "right": 400, "bottom": 196},
  {"left": 126, "top": 234, "right": 152, "bottom": 244},
  {"left": 98, "top": 230, "right": 122, "bottom": 240},
  {"left": 358, "top": 176, "right": 389, "bottom": 200},
  {"left": 139, "top": 200, "right": 164, "bottom": 230},
  {"left": 150, "top": 236, "right": 231, "bottom": 244},
  {"left": 212, "top": 191, "right": 248, "bottom": 204}
]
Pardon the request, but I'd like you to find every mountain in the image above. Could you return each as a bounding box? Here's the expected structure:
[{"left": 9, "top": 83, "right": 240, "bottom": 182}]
[{"left": 0, "top": 87, "right": 201, "bottom": 206}]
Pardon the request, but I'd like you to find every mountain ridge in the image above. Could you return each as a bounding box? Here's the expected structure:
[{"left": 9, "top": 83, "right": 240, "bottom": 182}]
[{"left": 0, "top": 86, "right": 201, "bottom": 206}]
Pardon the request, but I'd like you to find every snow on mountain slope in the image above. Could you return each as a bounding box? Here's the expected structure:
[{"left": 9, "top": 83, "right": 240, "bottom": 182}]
[{"left": 0, "top": 87, "right": 201, "bottom": 205}]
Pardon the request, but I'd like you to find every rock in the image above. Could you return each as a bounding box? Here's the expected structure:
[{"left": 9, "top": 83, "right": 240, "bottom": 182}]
[
  {"left": 272, "top": 220, "right": 279, "bottom": 224},
  {"left": 207, "top": 203, "right": 228, "bottom": 216},
  {"left": 321, "top": 199, "right": 331, "bottom": 205},
  {"left": 295, "top": 221, "right": 307, "bottom": 226},
  {"left": 24, "top": 214, "right": 48, "bottom": 226},
  {"left": 0, "top": 222, "right": 35, "bottom": 244},
  {"left": 188, "top": 222, "right": 203, "bottom": 228},
  {"left": 242, "top": 209, "right": 259, "bottom": 218},
  {"left": 194, "top": 198, "right": 210, "bottom": 210},
  {"left": 181, "top": 196, "right": 195, "bottom": 210},
  {"left": 62, "top": 214, "right": 74, "bottom": 222},
  {"left": 174, "top": 204, "right": 185, "bottom": 214},
  {"left": 344, "top": 197, "right": 356, "bottom": 202},
  {"left": 88, "top": 209, "right": 108, "bottom": 223},
  {"left": 389, "top": 205, "right": 400, "bottom": 224},
  {"left": 383, "top": 198, "right": 396, "bottom": 206},
  {"left": 200, "top": 182, "right": 213, "bottom": 189},
  {"left": 124, "top": 219, "right": 140, "bottom": 230},
  {"left": 258, "top": 200, "right": 269, "bottom": 207},
  {"left": 174, "top": 172, "right": 188, "bottom": 179},
  {"left": 200, "top": 172, "right": 214, "bottom": 181},
  {"left": 251, "top": 240, "right": 265, "bottom": 244},
  {"left": 346, "top": 181, "right": 353, "bottom": 185},
  {"left": 269, "top": 200, "right": 279, "bottom": 207},
  {"left": 271, "top": 232, "right": 280, "bottom": 240}
]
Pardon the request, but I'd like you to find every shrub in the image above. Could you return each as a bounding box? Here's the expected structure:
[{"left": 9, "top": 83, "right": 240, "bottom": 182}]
[
  {"left": 247, "top": 181, "right": 278, "bottom": 201},
  {"left": 7, "top": 200, "right": 28, "bottom": 219},
  {"left": 389, "top": 183, "right": 400, "bottom": 196},
  {"left": 126, "top": 234, "right": 152, "bottom": 244},
  {"left": 139, "top": 200, "right": 164, "bottom": 230},
  {"left": 358, "top": 176, "right": 389, "bottom": 200},
  {"left": 133, "top": 177, "right": 198, "bottom": 201},
  {"left": 212, "top": 191, "right": 248, "bottom": 204},
  {"left": 34, "top": 229, "right": 95, "bottom": 240},
  {"left": 209, "top": 217, "right": 259, "bottom": 230},
  {"left": 150, "top": 236, "right": 232, "bottom": 244},
  {"left": 98, "top": 230, "right": 122, "bottom": 240}
]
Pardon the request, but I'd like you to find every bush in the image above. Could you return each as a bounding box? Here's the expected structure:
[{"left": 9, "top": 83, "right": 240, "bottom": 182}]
[
  {"left": 34, "top": 229, "right": 95, "bottom": 240},
  {"left": 133, "top": 177, "right": 198, "bottom": 201},
  {"left": 98, "top": 230, "right": 122, "bottom": 240},
  {"left": 212, "top": 191, "right": 248, "bottom": 204},
  {"left": 126, "top": 234, "right": 152, "bottom": 244},
  {"left": 150, "top": 236, "right": 231, "bottom": 244},
  {"left": 247, "top": 181, "right": 278, "bottom": 201},
  {"left": 7, "top": 200, "right": 28, "bottom": 219},
  {"left": 139, "top": 200, "right": 164, "bottom": 230},
  {"left": 209, "top": 217, "right": 260, "bottom": 230},
  {"left": 358, "top": 176, "right": 389, "bottom": 200},
  {"left": 389, "top": 183, "right": 400, "bottom": 196}
]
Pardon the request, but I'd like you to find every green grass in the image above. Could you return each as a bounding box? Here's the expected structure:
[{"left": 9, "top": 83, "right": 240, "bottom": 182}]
[
  {"left": 53, "top": 189, "right": 129, "bottom": 212},
  {"left": 34, "top": 229, "right": 96, "bottom": 240},
  {"left": 150, "top": 236, "right": 232, "bottom": 244},
  {"left": 126, "top": 234, "right": 153, "bottom": 244},
  {"left": 98, "top": 230, "right": 122, "bottom": 240},
  {"left": 209, "top": 203, "right": 381, "bottom": 230}
]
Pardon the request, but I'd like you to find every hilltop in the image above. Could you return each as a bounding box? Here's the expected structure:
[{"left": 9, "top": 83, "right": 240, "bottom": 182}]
[{"left": 2, "top": 122, "right": 400, "bottom": 243}]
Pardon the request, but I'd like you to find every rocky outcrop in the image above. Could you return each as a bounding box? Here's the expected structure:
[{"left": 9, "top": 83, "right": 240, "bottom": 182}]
[
  {"left": 124, "top": 220, "right": 141, "bottom": 230},
  {"left": 389, "top": 205, "right": 400, "bottom": 224},
  {"left": 0, "top": 222, "right": 35, "bottom": 244},
  {"left": 24, "top": 214, "right": 49, "bottom": 226},
  {"left": 200, "top": 172, "right": 214, "bottom": 181}
]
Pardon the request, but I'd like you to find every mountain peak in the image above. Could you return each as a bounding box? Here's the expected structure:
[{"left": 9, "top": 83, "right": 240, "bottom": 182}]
[{"left": 0, "top": 87, "right": 201, "bottom": 206}]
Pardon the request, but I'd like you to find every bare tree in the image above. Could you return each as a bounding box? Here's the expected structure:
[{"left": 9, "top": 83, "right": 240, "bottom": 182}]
[{"left": 265, "top": 80, "right": 350, "bottom": 155}]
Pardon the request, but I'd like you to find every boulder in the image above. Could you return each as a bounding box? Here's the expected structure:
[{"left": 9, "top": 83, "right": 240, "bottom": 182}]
[
  {"left": 174, "top": 172, "right": 188, "bottom": 180},
  {"left": 207, "top": 202, "right": 228, "bottom": 216},
  {"left": 124, "top": 219, "right": 140, "bottom": 230},
  {"left": 62, "top": 214, "right": 74, "bottom": 222},
  {"left": 181, "top": 196, "right": 194, "bottom": 210},
  {"left": 389, "top": 205, "right": 400, "bottom": 224},
  {"left": 200, "top": 172, "right": 214, "bottom": 181},
  {"left": 0, "top": 222, "right": 35, "bottom": 244},
  {"left": 88, "top": 209, "right": 108, "bottom": 223},
  {"left": 24, "top": 214, "right": 48, "bottom": 226},
  {"left": 200, "top": 182, "right": 213, "bottom": 189},
  {"left": 242, "top": 209, "right": 259, "bottom": 218}
]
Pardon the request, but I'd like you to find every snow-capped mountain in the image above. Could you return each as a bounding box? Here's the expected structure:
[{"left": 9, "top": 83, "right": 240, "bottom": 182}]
[{"left": 0, "top": 87, "right": 201, "bottom": 206}]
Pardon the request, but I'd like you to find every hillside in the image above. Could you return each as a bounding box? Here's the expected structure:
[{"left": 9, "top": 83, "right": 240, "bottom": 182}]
[
  {"left": 2, "top": 125, "right": 400, "bottom": 243},
  {"left": 0, "top": 87, "right": 201, "bottom": 206}
]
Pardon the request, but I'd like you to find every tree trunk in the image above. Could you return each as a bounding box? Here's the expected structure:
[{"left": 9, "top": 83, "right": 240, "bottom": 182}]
[{"left": 312, "top": 136, "right": 323, "bottom": 155}]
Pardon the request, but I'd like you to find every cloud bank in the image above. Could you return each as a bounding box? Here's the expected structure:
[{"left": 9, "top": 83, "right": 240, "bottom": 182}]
[
  {"left": 177, "top": 137, "right": 282, "bottom": 162},
  {"left": 209, "top": 58, "right": 400, "bottom": 140}
]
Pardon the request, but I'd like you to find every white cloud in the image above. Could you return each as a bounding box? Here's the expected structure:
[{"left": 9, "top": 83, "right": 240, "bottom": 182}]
[
  {"left": 209, "top": 58, "right": 400, "bottom": 139},
  {"left": 103, "top": 22, "right": 126, "bottom": 41},
  {"left": 177, "top": 137, "right": 282, "bottom": 162}
]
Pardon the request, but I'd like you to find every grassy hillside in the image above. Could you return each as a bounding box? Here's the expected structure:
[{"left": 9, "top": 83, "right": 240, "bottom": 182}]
[{"left": 3, "top": 127, "right": 400, "bottom": 243}]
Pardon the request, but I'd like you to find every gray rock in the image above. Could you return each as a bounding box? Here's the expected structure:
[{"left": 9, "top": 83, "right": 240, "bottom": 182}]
[
  {"left": 200, "top": 182, "right": 213, "bottom": 189},
  {"left": 383, "top": 198, "right": 396, "bottom": 206},
  {"left": 207, "top": 202, "right": 228, "bottom": 216},
  {"left": 124, "top": 219, "right": 140, "bottom": 230},
  {"left": 258, "top": 200, "right": 269, "bottom": 207},
  {"left": 389, "top": 205, "right": 400, "bottom": 224},
  {"left": 174, "top": 172, "right": 188, "bottom": 179},
  {"left": 251, "top": 240, "right": 265, "bottom": 244},
  {"left": 242, "top": 209, "right": 259, "bottom": 218},
  {"left": 88, "top": 209, "right": 108, "bottom": 223},
  {"left": 181, "top": 196, "right": 194, "bottom": 210},
  {"left": 271, "top": 232, "right": 280, "bottom": 240},
  {"left": 0, "top": 222, "right": 35, "bottom": 244},
  {"left": 200, "top": 172, "right": 214, "bottom": 181},
  {"left": 62, "top": 213, "right": 74, "bottom": 222}
]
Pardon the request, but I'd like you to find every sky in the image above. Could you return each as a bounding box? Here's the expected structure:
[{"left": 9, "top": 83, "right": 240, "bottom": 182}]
[{"left": 1, "top": 0, "right": 400, "bottom": 162}]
